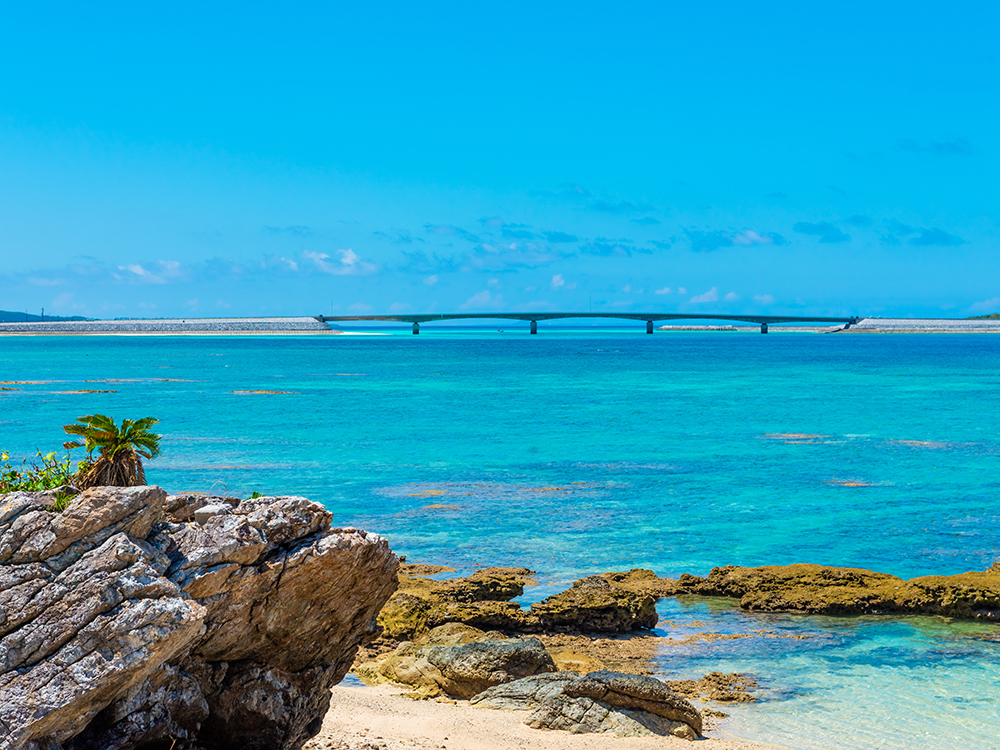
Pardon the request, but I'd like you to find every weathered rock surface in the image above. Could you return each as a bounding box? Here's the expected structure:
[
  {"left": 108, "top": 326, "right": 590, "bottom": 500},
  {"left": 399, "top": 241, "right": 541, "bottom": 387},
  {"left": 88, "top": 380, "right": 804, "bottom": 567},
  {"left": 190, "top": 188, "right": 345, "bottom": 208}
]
[
  {"left": 356, "top": 623, "right": 555, "bottom": 699},
  {"left": 0, "top": 486, "right": 398, "bottom": 750},
  {"left": 378, "top": 568, "right": 656, "bottom": 639},
  {"left": 473, "top": 670, "right": 702, "bottom": 740},
  {"left": 674, "top": 562, "right": 1000, "bottom": 620}
]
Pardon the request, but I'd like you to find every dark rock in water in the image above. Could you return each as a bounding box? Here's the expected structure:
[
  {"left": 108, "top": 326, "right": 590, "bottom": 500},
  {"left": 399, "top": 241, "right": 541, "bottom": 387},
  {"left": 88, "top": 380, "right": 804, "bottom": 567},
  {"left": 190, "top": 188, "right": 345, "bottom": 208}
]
[
  {"left": 0, "top": 485, "right": 399, "bottom": 750},
  {"left": 530, "top": 575, "right": 658, "bottom": 632},
  {"left": 472, "top": 670, "right": 702, "bottom": 740},
  {"left": 377, "top": 568, "right": 657, "bottom": 639},
  {"left": 675, "top": 563, "right": 1000, "bottom": 620}
]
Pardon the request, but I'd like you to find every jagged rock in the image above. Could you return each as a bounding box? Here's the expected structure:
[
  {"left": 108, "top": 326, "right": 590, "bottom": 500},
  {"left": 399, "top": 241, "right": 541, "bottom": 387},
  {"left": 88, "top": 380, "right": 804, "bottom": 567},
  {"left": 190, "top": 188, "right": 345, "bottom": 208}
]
[
  {"left": 163, "top": 493, "right": 241, "bottom": 524},
  {"left": 358, "top": 623, "right": 555, "bottom": 699},
  {"left": 675, "top": 563, "right": 1000, "bottom": 620},
  {"left": 0, "top": 486, "right": 398, "bottom": 750},
  {"left": 473, "top": 670, "right": 702, "bottom": 740}
]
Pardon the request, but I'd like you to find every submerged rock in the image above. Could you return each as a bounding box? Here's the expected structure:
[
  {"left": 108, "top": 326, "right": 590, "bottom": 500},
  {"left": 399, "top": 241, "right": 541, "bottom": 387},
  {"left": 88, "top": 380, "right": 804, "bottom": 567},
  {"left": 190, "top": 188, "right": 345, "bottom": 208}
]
[{"left": 0, "top": 486, "right": 399, "bottom": 750}]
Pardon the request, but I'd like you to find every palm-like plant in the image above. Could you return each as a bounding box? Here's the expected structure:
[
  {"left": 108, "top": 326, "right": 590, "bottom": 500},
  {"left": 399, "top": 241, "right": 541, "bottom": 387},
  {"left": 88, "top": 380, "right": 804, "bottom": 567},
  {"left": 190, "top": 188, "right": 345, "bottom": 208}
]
[{"left": 62, "top": 414, "right": 162, "bottom": 489}]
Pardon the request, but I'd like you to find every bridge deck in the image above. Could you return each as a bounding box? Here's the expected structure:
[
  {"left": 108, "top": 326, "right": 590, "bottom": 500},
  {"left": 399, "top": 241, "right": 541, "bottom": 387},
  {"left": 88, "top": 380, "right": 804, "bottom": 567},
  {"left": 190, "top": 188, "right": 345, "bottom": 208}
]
[{"left": 319, "top": 313, "right": 859, "bottom": 325}]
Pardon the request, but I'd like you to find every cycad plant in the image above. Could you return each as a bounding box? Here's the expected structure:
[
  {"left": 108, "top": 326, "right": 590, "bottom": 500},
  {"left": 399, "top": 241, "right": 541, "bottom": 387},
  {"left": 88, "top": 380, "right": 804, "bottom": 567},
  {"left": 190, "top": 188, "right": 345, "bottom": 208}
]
[{"left": 62, "top": 414, "right": 162, "bottom": 489}]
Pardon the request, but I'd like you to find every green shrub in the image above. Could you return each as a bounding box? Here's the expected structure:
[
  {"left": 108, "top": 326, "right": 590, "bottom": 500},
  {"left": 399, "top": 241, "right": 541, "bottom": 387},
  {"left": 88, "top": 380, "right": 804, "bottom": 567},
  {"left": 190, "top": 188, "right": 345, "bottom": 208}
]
[{"left": 0, "top": 451, "right": 77, "bottom": 493}]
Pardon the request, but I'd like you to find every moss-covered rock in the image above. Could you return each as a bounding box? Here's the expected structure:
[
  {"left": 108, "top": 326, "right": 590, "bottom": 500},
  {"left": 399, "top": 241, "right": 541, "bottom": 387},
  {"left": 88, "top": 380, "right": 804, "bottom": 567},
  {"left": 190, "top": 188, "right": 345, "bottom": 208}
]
[
  {"left": 376, "top": 566, "right": 657, "bottom": 639},
  {"left": 675, "top": 562, "right": 1000, "bottom": 620},
  {"left": 530, "top": 575, "right": 658, "bottom": 632}
]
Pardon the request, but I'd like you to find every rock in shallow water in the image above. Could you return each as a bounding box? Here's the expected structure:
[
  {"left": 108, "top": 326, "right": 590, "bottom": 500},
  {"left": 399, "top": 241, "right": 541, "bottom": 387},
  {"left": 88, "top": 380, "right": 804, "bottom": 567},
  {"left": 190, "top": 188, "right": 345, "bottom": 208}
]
[{"left": 0, "top": 486, "right": 399, "bottom": 750}]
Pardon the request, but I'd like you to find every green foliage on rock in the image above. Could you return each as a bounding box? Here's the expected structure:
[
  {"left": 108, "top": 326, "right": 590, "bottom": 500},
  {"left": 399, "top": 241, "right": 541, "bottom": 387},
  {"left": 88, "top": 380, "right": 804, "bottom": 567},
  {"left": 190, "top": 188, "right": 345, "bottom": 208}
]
[
  {"left": 63, "top": 414, "right": 161, "bottom": 489},
  {"left": 0, "top": 450, "right": 76, "bottom": 493}
]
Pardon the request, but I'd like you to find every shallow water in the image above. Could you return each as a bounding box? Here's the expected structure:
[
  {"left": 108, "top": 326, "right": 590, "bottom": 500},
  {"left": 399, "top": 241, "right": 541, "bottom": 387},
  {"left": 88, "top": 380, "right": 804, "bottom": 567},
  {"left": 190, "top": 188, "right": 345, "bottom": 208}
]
[{"left": 2, "top": 328, "right": 999, "bottom": 748}]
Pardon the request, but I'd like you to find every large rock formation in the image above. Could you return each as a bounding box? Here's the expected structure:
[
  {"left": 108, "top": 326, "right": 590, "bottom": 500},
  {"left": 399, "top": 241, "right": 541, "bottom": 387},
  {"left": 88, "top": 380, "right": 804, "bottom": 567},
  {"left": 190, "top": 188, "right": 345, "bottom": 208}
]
[{"left": 0, "top": 486, "right": 398, "bottom": 750}]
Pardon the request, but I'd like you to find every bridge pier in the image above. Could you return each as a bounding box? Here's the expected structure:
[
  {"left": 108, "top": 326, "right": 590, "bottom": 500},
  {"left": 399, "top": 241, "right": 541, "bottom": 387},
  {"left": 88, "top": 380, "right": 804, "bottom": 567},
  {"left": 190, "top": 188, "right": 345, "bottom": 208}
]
[
  {"left": 760, "top": 323, "right": 768, "bottom": 334},
  {"left": 413, "top": 322, "right": 419, "bottom": 335},
  {"left": 646, "top": 320, "right": 654, "bottom": 334},
  {"left": 530, "top": 320, "right": 537, "bottom": 335}
]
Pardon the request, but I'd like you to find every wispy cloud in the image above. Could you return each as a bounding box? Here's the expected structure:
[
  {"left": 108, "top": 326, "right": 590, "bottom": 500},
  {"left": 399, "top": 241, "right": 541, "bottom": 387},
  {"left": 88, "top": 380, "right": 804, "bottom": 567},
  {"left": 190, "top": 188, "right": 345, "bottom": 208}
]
[
  {"left": 969, "top": 297, "right": 1000, "bottom": 314},
  {"left": 847, "top": 215, "right": 874, "bottom": 227},
  {"left": 754, "top": 294, "right": 775, "bottom": 305},
  {"left": 263, "top": 225, "right": 313, "bottom": 237},
  {"left": 543, "top": 230, "right": 578, "bottom": 243},
  {"left": 908, "top": 227, "right": 966, "bottom": 246},
  {"left": 631, "top": 216, "right": 661, "bottom": 226},
  {"left": 654, "top": 287, "right": 671, "bottom": 295},
  {"left": 589, "top": 199, "right": 656, "bottom": 214},
  {"left": 793, "top": 221, "right": 850, "bottom": 243},
  {"left": 898, "top": 137, "right": 974, "bottom": 156},
  {"left": 423, "top": 224, "right": 480, "bottom": 242},
  {"left": 689, "top": 287, "right": 719, "bottom": 304},
  {"left": 303, "top": 249, "right": 378, "bottom": 275},
  {"left": 459, "top": 289, "right": 505, "bottom": 311}
]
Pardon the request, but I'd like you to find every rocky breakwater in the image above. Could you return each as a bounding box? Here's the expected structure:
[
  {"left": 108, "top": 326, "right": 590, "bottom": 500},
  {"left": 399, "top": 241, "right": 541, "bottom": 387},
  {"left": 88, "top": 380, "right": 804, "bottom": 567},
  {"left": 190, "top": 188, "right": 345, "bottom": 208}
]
[
  {"left": 0, "top": 486, "right": 398, "bottom": 750},
  {"left": 673, "top": 562, "right": 1000, "bottom": 619}
]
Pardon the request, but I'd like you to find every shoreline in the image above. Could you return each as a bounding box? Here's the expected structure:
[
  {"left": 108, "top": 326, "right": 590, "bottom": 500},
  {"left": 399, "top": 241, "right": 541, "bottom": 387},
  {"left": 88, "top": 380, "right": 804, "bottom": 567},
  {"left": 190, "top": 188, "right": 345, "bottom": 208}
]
[{"left": 309, "top": 683, "right": 781, "bottom": 750}]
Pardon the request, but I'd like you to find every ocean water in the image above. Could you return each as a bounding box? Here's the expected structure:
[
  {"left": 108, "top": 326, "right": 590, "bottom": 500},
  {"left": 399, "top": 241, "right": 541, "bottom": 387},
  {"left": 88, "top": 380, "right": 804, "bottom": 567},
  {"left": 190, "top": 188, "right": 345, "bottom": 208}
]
[{"left": 2, "top": 328, "right": 999, "bottom": 748}]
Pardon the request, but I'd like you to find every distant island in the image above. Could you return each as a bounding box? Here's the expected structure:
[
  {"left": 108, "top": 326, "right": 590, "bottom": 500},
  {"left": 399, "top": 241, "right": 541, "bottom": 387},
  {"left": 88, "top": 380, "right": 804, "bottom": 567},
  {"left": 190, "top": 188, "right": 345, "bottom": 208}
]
[
  {"left": 0, "top": 309, "right": 90, "bottom": 323},
  {"left": 969, "top": 313, "right": 1000, "bottom": 320}
]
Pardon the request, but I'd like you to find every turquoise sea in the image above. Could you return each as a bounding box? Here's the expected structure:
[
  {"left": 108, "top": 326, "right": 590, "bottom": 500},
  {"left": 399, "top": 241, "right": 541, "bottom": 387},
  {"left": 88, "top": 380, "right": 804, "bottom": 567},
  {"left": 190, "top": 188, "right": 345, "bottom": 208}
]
[{"left": 2, "top": 329, "right": 999, "bottom": 749}]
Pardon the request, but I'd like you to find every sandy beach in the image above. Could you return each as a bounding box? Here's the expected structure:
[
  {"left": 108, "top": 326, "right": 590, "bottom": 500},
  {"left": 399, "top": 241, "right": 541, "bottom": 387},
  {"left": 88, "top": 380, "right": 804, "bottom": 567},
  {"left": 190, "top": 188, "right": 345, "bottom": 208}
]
[{"left": 308, "top": 683, "right": 780, "bottom": 750}]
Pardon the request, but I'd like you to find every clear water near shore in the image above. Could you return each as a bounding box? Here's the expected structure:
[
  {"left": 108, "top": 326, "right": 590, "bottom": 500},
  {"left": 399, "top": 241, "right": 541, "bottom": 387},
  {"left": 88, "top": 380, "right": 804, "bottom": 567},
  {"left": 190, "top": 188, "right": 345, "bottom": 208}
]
[{"left": 2, "top": 329, "right": 999, "bottom": 748}]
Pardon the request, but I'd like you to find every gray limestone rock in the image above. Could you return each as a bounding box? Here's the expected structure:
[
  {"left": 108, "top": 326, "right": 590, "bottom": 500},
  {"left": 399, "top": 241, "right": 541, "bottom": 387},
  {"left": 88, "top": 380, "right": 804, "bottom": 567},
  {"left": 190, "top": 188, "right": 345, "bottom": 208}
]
[
  {"left": 471, "top": 670, "right": 702, "bottom": 741},
  {"left": 424, "top": 636, "right": 557, "bottom": 699},
  {"left": 0, "top": 486, "right": 399, "bottom": 750}
]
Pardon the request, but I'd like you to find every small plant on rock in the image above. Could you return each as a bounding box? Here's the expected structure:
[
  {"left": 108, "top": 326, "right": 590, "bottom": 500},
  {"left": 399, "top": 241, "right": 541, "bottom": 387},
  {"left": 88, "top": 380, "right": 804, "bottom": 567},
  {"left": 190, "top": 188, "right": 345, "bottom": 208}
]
[
  {"left": 0, "top": 450, "right": 76, "bottom": 492},
  {"left": 63, "top": 414, "right": 162, "bottom": 489}
]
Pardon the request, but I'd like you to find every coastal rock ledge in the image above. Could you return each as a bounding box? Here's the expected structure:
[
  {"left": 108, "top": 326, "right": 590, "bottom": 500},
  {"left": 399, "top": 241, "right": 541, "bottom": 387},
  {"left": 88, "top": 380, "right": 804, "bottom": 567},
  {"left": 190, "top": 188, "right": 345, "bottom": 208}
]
[{"left": 0, "top": 486, "right": 399, "bottom": 750}]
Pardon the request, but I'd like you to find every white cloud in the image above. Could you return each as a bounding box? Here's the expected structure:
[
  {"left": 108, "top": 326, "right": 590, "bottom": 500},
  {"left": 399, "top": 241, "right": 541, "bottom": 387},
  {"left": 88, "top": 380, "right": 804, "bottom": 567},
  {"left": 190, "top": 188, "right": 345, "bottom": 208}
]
[
  {"left": 348, "top": 302, "right": 374, "bottom": 313},
  {"left": 216, "top": 300, "right": 231, "bottom": 309},
  {"left": 28, "top": 277, "right": 64, "bottom": 286},
  {"left": 460, "top": 290, "right": 505, "bottom": 311},
  {"left": 424, "top": 274, "right": 439, "bottom": 286},
  {"left": 303, "top": 248, "right": 377, "bottom": 276},
  {"left": 279, "top": 257, "right": 298, "bottom": 272},
  {"left": 118, "top": 263, "right": 166, "bottom": 284},
  {"left": 754, "top": 294, "right": 775, "bottom": 305},
  {"left": 389, "top": 302, "right": 413, "bottom": 313},
  {"left": 689, "top": 287, "right": 719, "bottom": 304},
  {"left": 623, "top": 284, "right": 631, "bottom": 293},
  {"left": 524, "top": 285, "right": 537, "bottom": 293},
  {"left": 488, "top": 278, "right": 500, "bottom": 287},
  {"left": 724, "top": 292, "right": 739, "bottom": 302},
  {"left": 969, "top": 296, "right": 1000, "bottom": 313},
  {"left": 551, "top": 274, "right": 565, "bottom": 290},
  {"left": 184, "top": 298, "right": 199, "bottom": 310},
  {"left": 732, "top": 230, "right": 776, "bottom": 246},
  {"left": 678, "top": 287, "right": 687, "bottom": 295}
]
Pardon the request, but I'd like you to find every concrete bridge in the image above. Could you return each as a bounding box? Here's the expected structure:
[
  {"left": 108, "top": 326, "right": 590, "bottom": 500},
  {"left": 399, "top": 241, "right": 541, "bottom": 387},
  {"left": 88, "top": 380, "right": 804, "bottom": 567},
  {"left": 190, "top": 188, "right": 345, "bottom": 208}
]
[{"left": 318, "top": 313, "right": 861, "bottom": 334}]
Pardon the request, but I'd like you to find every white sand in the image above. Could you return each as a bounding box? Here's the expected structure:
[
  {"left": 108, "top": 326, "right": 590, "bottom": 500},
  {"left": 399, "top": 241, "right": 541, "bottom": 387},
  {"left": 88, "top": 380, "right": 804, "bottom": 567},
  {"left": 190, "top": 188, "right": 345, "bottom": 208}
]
[{"left": 308, "top": 683, "right": 781, "bottom": 750}]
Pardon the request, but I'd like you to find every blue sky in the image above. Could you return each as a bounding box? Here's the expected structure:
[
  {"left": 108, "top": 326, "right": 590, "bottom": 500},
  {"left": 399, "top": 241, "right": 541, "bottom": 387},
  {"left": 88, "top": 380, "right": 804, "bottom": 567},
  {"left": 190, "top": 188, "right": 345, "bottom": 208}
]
[{"left": 1, "top": 2, "right": 998, "bottom": 319}]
